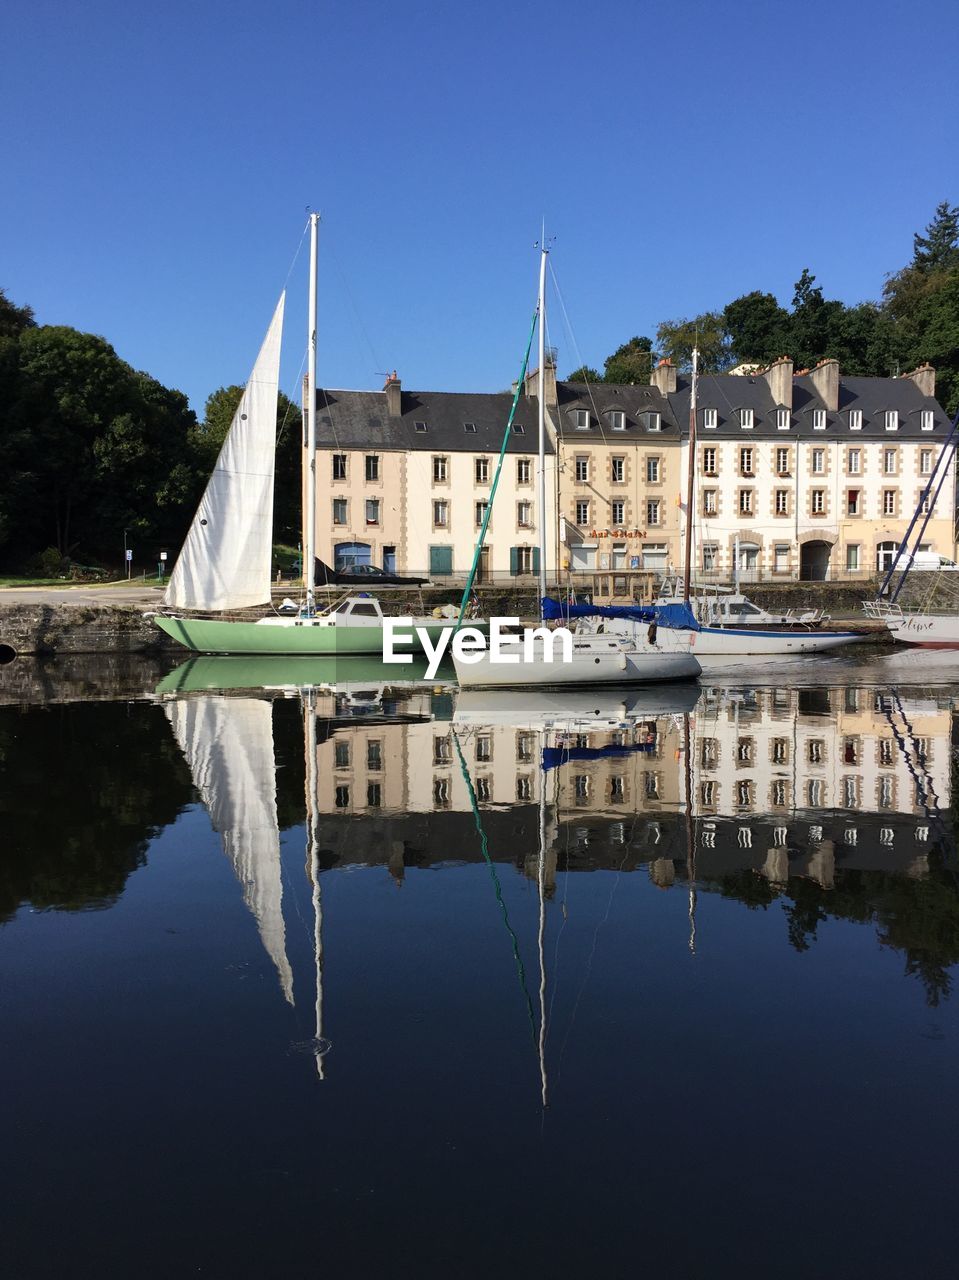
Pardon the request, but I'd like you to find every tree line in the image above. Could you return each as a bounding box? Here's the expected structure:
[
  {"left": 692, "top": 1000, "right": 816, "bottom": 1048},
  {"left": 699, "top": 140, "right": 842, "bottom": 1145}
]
[
  {"left": 0, "top": 294, "right": 300, "bottom": 573},
  {"left": 567, "top": 201, "right": 959, "bottom": 415}
]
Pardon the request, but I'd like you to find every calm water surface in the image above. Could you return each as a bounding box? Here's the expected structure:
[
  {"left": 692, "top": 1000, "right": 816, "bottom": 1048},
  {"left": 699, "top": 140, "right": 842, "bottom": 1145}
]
[{"left": 2, "top": 651, "right": 958, "bottom": 1278}]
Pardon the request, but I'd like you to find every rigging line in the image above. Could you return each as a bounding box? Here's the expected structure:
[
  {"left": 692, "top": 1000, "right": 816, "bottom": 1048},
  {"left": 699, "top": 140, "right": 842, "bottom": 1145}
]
[
  {"left": 281, "top": 216, "right": 312, "bottom": 294},
  {"left": 277, "top": 348, "right": 309, "bottom": 446},
  {"left": 547, "top": 259, "right": 609, "bottom": 451},
  {"left": 325, "top": 235, "right": 384, "bottom": 377},
  {"left": 451, "top": 728, "right": 537, "bottom": 1046}
]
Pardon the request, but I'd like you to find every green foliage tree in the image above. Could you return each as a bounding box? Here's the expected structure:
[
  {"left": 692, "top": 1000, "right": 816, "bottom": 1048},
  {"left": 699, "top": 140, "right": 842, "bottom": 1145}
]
[
  {"left": 912, "top": 200, "right": 959, "bottom": 273},
  {"left": 603, "top": 335, "right": 655, "bottom": 384},
  {"left": 723, "top": 291, "right": 791, "bottom": 365},
  {"left": 564, "top": 364, "right": 601, "bottom": 384},
  {"left": 655, "top": 312, "right": 731, "bottom": 372},
  {"left": 0, "top": 287, "right": 36, "bottom": 338}
]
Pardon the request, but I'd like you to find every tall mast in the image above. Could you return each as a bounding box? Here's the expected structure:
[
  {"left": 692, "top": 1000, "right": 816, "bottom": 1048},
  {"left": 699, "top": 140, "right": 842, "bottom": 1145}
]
[
  {"left": 304, "top": 688, "right": 325, "bottom": 1080},
  {"left": 683, "top": 346, "right": 699, "bottom": 605},
  {"left": 537, "top": 240, "right": 549, "bottom": 613},
  {"left": 304, "top": 212, "right": 320, "bottom": 616}
]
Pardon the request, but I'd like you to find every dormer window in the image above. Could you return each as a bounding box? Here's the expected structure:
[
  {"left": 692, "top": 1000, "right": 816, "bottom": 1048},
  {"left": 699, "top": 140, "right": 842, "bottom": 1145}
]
[
  {"left": 885, "top": 410, "right": 899, "bottom": 431},
  {"left": 464, "top": 421, "right": 477, "bottom": 433},
  {"left": 608, "top": 410, "right": 626, "bottom": 431},
  {"left": 512, "top": 423, "right": 525, "bottom": 435},
  {"left": 848, "top": 409, "right": 862, "bottom": 431},
  {"left": 812, "top": 409, "right": 826, "bottom": 430},
  {"left": 570, "top": 409, "right": 589, "bottom": 430},
  {"left": 643, "top": 411, "right": 662, "bottom": 432},
  {"left": 703, "top": 408, "right": 718, "bottom": 430},
  {"left": 921, "top": 410, "right": 934, "bottom": 431},
  {"left": 777, "top": 408, "right": 790, "bottom": 430},
  {"left": 739, "top": 408, "right": 754, "bottom": 430},
  {"left": 414, "top": 421, "right": 428, "bottom": 433}
]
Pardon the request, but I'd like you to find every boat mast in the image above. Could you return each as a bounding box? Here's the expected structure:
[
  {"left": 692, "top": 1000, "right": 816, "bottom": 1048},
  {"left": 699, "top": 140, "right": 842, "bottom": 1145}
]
[
  {"left": 537, "top": 238, "right": 549, "bottom": 613},
  {"left": 683, "top": 346, "right": 699, "bottom": 605},
  {"left": 305, "top": 212, "right": 320, "bottom": 616}
]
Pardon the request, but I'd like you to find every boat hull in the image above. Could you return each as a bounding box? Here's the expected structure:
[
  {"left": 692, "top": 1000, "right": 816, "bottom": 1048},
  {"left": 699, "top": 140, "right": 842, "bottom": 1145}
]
[
  {"left": 154, "top": 614, "right": 476, "bottom": 656},
  {"left": 886, "top": 613, "right": 959, "bottom": 648},
  {"left": 453, "top": 634, "right": 700, "bottom": 689},
  {"left": 604, "top": 617, "right": 863, "bottom": 656}
]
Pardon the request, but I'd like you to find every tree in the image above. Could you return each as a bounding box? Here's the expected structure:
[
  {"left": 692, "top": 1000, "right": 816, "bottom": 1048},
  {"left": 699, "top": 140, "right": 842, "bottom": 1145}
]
[
  {"left": 0, "top": 288, "right": 35, "bottom": 338},
  {"left": 603, "top": 335, "right": 655, "bottom": 384},
  {"left": 655, "top": 312, "right": 731, "bottom": 373},
  {"left": 564, "top": 364, "right": 601, "bottom": 384},
  {"left": 912, "top": 200, "right": 959, "bottom": 273},
  {"left": 723, "top": 291, "right": 791, "bottom": 365}
]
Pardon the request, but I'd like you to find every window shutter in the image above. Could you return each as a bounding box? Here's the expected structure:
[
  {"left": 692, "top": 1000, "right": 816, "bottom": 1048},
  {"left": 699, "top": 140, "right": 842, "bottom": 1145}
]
[
  {"left": 532, "top": 547, "right": 540, "bottom": 573},
  {"left": 510, "top": 547, "right": 519, "bottom": 576}
]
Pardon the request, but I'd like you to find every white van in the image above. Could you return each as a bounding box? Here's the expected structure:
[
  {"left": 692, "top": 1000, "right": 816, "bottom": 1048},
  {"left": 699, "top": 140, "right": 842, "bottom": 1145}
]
[{"left": 908, "top": 550, "right": 959, "bottom": 571}]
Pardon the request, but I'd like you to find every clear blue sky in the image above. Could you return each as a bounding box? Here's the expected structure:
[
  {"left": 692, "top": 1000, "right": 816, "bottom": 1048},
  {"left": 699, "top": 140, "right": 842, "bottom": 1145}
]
[{"left": 3, "top": 0, "right": 956, "bottom": 415}]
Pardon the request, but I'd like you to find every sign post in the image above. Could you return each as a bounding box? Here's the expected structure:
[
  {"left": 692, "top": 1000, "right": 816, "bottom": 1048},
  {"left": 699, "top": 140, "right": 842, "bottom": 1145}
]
[
  {"left": 125, "top": 547, "right": 133, "bottom": 580},
  {"left": 158, "top": 550, "right": 167, "bottom": 581}
]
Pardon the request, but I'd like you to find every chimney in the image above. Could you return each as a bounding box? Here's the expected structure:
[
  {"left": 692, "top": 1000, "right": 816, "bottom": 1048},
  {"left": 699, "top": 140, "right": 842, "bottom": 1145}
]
[
  {"left": 383, "top": 370, "right": 402, "bottom": 417},
  {"left": 808, "top": 358, "right": 839, "bottom": 412},
  {"left": 762, "top": 355, "right": 793, "bottom": 410},
  {"left": 649, "top": 358, "right": 677, "bottom": 395},
  {"left": 524, "top": 356, "right": 558, "bottom": 409},
  {"left": 903, "top": 362, "right": 935, "bottom": 398}
]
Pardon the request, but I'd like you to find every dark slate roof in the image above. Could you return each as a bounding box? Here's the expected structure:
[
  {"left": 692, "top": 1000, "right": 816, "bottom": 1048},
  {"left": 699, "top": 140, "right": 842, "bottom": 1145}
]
[
  {"left": 670, "top": 374, "right": 949, "bottom": 438},
  {"left": 314, "top": 388, "right": 552, "bottom": 454},
  {"left": 555, "top": 381, "right": 681, "bottom": 438}
]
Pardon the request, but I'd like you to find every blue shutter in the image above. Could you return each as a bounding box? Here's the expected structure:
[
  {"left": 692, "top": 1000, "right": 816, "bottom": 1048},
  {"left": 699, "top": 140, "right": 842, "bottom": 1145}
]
[
  {"left": 532, "top": 547, "right": 540, "bottom": 574},
  {"left": 429, "top": 545, "right": 453, "bottom": 575},
  {"left": 510, "top": 547, "right": 519, "bottom": 576}
]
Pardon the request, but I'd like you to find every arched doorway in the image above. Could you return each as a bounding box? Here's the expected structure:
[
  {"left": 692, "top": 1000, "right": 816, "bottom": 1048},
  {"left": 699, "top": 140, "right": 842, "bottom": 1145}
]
[
  {"left": 800, "top": 541, "right": 831, "bottom": 581},
  {"left": 334, "top": 541, "right": 371, "bottom": 571},
  {"left": 876, "top": 541, "right": 900, "bottom": 572}
]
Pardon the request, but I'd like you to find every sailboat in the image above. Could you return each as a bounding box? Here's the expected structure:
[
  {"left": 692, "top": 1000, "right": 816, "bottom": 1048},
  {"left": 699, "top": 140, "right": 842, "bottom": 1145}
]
[
  {"left": 452, "top": 241, "right": 701, "bottom": 689},
  {"left": 154, "top": 214, "right": 479, "bottom": 657}
]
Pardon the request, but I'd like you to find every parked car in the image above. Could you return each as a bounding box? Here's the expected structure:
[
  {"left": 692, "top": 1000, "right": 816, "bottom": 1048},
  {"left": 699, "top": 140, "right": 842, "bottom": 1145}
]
[
  {"left": 906, "top": 551, "right": 959, "bottom": 572},
  {"left": 313, "top": 558, "right": 430, "bottom": 587}
]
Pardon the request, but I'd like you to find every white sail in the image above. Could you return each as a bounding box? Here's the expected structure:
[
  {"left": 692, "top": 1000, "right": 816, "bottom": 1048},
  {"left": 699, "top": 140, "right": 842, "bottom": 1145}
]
[
  {"left": 164, "top": 694, "right": 295, "bottom": 1005},
  {"left": 165, "top": 293, "right": 285, "bottom": 611}
]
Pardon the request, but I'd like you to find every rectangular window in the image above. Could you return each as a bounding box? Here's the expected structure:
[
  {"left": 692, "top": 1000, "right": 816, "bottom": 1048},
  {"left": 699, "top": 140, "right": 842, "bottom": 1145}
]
[
  {"left": 609, "top": 410, "right": 626, "bottom": 431},
  {"left": 776, "top": 447, "right": 789, "bottom": 474},
  {"left": 365, "top": 455, "right": 379, "bottom": 481},
  {"left": 611, "top": 499, "right": 625, "bottom": 525},
  {"left": 475, "top": 500, "right": 489, "bottom": 527},
  {"left": 920, "top": 449, "right": 933, "bottom": 475},
  {"left": 511, "top": 423, "right": 525, "bottom": 436},
  {"left": 475, "top": 457, "right": 490, "bottom": 484},
  {"left": 575, "top": 455, "right": 589, "bottom": 483},
  {"left": 703, "top": 447, "right": 717, "bottom": 475},
  {"left": 848, "top": 409, "right": 863, "bottom": 430},
  {"left": 463, "top": 421, "right": 477, "bottom": 434},
  {"left": 432, "top": 455, "right": 448, "bottom": 483},
  {"left": 367, "top": 782, "right": 381, "bottom": 808},
  {"left": 646, "top": 500, "right": 660, "bottom": 526},
  {"left": 413, "top": 421, "right": 428, "bottom": 434},
  {"left": 883, "top": 448, "right": 896, "bottom": 475},
  {"left": 475, "top": 735, "right": 492, "bottom": 763},
  {"left": 921, "top": 410, "right": 934, "bottom": 431},
  {"left": 575, "top": 499, "right": 589, "bottom": 525},
  {"left": 812, "top": 448, "right": 825, "bottom": 474},
  {"left": 772, "top": 738, "right": 788, "bottom": 764},
  {"left": 777, "top": 408, "right": 790, "bottom": 430},
  {"left": 334, "top": 740, "right": 350, "bottom": 768},
  {"left": 572, "top": 408, "right": 589, "bottom": 430},
  {"left": 365, "top": 498, "right": 380, "bottom": 525},
  {"left": 848, "top": 447, "right": 861, "bottom": 474},
  {"left": 645, "top": 412, "right": 662, "bottom": 432},
  {"left": 703, "top": 408, "right": 718, "bottom": 430},
  {"left": 332, "top": 497, "right": 347, "bottom": 525},
  {"left": 611, "top": 456, "right": 625, "bottom": 483},
  {"left": 517, "top": 501, "right": 532, "bottom": 528},
  {"left": 775, "top": 489, "right": 788, "bottom": 515},
  {"left": 367, "top": 740, "right": 382, "bottom": 770},
  {"left": 772, "top": 779, "right": 788, "bottom": 807},
  {"left": 885, "top": 410, "right": 899, "bottom": 431},
  {"left": 432, "top": 499, "right": 448, "bottom": 527},
  {"left": 774, "top": 544, "right": 789, "bottom": 571},
  {"left": 739, "top": 489, "right": 753, "bottom": 515},
  {"left": 813, "top": 409, "right": 827, "bottom": 430},
  {"left": 847, "top": 489, "right": 860, "bottom": 516},
  {"left": 516, "top": 546, "right": 534, "bottom": 574},
  {"left": 883, "top": 490, "right": 896, "bottom": 516},
  {"left": 646, "top": 456, "right": 660, "bottom": 484},
  {"left": 517, "top": 458, "right": 531, "bottom": 484},
  {"left": 811, "top": 489, "right": 825, "bottom": 514},
  {"left": 433, "top": 734, "right": 452, "bottom": 765},
  {"left": 740, "top": 447, "right": 753, "bottom": 475},
  {"left": 332, "top": 453, "right": 347, "bottom": 481},
  {"left": 516, "top": 732, "right": 534, "bottom": 762},
  {"left": 846, "top": 544, "right": 860, "bottom": 571},
  {"left": 740, "top": 408, "right": 754, "bottom": 429},
  {"left": 702, "top": 543, "right": 718, "bottom": 571},
  {"left": 703, "top": 489, "right": 717, "bottom": 515}
]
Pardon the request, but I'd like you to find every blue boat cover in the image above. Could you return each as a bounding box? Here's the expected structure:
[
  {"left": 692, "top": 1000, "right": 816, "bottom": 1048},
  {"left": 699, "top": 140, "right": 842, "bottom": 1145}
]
[
  {"left": 542, "top": 742, "right": 656, "bottom": 771},
  {"left": 541, "top": 597, "right": 700, "bottom": 630}
]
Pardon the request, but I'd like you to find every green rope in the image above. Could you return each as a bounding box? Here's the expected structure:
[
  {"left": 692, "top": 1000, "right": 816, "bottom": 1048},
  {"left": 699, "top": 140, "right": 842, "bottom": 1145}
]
[
  {"left": 457, "top": 308, "right": 539, "bottom": 626},
  {"left": 451, "top": 727, "right": 537, "bottom": 1045}
]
